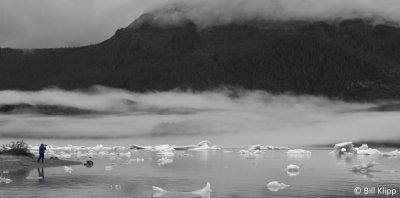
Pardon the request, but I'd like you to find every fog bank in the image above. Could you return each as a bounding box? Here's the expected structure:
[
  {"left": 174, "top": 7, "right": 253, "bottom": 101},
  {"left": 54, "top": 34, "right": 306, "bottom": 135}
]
[{"left": 0, "top": 87, "right": 399, "bottom": 147}]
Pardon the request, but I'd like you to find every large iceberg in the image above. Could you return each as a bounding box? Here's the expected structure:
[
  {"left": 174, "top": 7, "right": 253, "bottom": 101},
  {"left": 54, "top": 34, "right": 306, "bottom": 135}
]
[
  {"left": 333, "top": 142, "right": 355, "bottom": 154},
  {"left": 152, "top": 182, "right": 211, "bottom": 198}
]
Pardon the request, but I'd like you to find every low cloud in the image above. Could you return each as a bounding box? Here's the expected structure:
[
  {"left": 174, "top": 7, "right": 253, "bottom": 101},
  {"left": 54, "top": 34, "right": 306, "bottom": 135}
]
[
  {"left": 1, "top": 86, "right": 399, "bottom": 147},
  {"left": 1, "top": 0, "right": 400, "bottom": 48}
]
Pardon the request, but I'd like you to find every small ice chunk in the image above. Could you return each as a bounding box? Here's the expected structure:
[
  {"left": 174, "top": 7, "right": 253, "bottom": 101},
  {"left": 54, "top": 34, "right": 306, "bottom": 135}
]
[
  {"left": 154, "top": 144, "right": 175, "bottom": 152},
  {"left": 105, "top": 166, "right": 113, "bottom": 171},
  {"left": 285, "top": 164, "right": 300, "bottom": 177},
  {"left": 0, "top": 177, "right": 13, "bottom": 184},
  {"left": 64, "top": 166, "right": 73, "bottom": 174},
  {"left": 157, "top": 157, "right": 173, "bottom": 166},
  {"left": 266, "top": 181, "right": 290, "bottom": 192},
  {"left": 266, "top": 146, "right": 290, "bottom": 150},
  {"left": 285, "top": 164, "right": 300, "bottom": 172},
  {"left": 248, "top": 144, "right": 266, "bottom": 151},
  {"left": 129, "top": 144, "right": 152, "bottom": 150},
  {"left": 286, "top": 149, "right": 311, "bottom": 155}
]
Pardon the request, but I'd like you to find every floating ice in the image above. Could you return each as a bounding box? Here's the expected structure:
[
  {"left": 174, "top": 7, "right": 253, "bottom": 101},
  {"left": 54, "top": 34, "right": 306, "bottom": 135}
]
[
  {"left": 285, "top": 164, "right": 300, "bottom": 177},
  {"left": 129, "top": 144, "right": 152, "bottom": 150},
  {"left": 247, "top": 144, "right": 266, "bottom": 151},
  {"left": 266, "top": 146, "right": 290, "bottom": 150},
  {"left": 152, "top": 182, "right": 211, "bottom": 198},
  {"left": 382, "top": 150, "right": 400, "bottom": 157},
  {"left": 154, "top": 144, "right": 175, "bottom": 152},
  {"left": 64, "top": 166, "right": 73, "bottom": 174},
  {"left": 286, "top": 149, "right": 311, "bottom": 155},
  {"left": 105, "top": 166, "right": 113, "bottom": 171},
  {"left": 0, "top": 177, "right": 12, "bottom": 184},
  {"left": 266, "top": 181, "right": 290, "bottom": 192},
  {"left": 174, "top": 140, "right": 221, "bottom": 151},
  {"left": 157, "top": 157, "right": 173, "bottom": 166},
  {"left": 333, "top": 142, "right": 355, "bottom": 154},
  {"left": 355, "top": 144, "right": 381, "bottom": 155}
]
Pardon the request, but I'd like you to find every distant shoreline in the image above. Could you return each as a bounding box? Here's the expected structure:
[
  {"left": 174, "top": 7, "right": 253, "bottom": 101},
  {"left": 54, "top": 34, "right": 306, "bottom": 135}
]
[{"left": 0, "top": 155, "right": 82, "bottom": 171}]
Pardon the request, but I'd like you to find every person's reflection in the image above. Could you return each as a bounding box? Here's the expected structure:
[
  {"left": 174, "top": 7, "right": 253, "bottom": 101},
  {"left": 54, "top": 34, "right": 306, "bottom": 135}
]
[{"left": 37, "top": 168, "right": 45, "bottom": 186}]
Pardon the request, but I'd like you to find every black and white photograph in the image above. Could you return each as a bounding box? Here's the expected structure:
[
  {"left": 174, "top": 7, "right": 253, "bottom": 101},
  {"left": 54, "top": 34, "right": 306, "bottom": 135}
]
[{"left": 1, "top": 0, "right": 400, "bottom": 197}]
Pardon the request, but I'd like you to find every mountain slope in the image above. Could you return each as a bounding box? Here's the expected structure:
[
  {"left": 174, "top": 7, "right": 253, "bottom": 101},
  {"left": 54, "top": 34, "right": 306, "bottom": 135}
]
[{"left": 1, "top": 18, "right": 400, "bottom": 100}]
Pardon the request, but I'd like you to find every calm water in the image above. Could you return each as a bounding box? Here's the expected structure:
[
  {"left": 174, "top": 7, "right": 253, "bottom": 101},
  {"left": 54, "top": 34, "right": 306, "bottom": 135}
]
[{"left": 1, "top": 148, "right": 399, "bottom": 198}]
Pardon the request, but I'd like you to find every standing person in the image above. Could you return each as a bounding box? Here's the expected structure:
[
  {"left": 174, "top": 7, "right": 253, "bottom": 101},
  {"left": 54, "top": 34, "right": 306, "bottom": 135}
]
[{"left": 37, "top": 144, "right": 46, "bottom": 163}]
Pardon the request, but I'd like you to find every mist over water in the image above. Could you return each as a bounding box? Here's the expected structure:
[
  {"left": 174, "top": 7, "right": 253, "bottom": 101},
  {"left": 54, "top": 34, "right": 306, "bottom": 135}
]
[{"left": 0, "top": 86, "right": 399, "bottom": 147}]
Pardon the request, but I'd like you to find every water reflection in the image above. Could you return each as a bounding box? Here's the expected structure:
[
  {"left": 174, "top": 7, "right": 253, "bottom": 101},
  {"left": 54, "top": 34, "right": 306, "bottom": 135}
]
[
  {"left": 152, "top": 182, "right": 211, "bottom": 198},
  {"left": 37, "top": 168, "right": 45, "bottom": 186}
]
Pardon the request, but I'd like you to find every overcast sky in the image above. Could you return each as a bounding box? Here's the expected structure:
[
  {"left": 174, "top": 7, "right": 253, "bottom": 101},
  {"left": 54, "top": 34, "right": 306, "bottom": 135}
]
[
  {"left": 0, "top": 0, "right": 167, "bottom": 48},
  {"left": 1, "top": 0, "right": 400, "bottom": 49}
]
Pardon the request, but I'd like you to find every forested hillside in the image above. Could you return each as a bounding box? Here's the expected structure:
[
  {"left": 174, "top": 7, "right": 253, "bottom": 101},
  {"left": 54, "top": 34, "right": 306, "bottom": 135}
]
[{"left": 1, "top": 17, "right": 400, "bottom": 100}]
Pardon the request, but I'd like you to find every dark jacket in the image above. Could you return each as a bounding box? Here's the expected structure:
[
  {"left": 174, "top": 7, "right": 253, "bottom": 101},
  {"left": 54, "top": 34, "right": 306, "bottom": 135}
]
[{"left": 39, "top": 145, "right": 46, "bottom": 155}]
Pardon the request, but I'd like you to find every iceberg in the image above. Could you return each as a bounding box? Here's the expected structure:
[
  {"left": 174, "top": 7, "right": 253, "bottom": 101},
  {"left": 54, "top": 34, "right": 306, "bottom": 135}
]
[
  {"left": 266, "top": 181, "right": 290, "bottom": 192},
  {"left": 64, "top": 166, "right": 73, "bottom": 174},
  {"left": 286, "top": 149, "right": 311, "bottom": 155},
  {"left": 173, "top": 140, "right": 221, "bottom": 151},
  {"left": 285, "top": 164, "right": 300, "bottom": 177},
  {"left": 247, "top": 144, "right": 266, "bottom": 151},
  {"left": 266, "top": 146, "right": 290, "bottom": 150},
  {"left": 152, "top": 182, "right": 211, "bottom": 198},
  {"left": 157, "top": 157, "right": 174, "bottom": 166},
  {"left": 0, "top": 177, "right": 12, "bottom": 184},
  {"left": 333, "top": 142, "right": 355, "bottom": 154},
  {"left": 382, "top": 150, "right": 400, "bottom": 157},
  {"left": 105, "top": 166, "right": 113, "bottom": 171},
  {"left": 355, "top": 144, "right": 381, "bottom": 155}
]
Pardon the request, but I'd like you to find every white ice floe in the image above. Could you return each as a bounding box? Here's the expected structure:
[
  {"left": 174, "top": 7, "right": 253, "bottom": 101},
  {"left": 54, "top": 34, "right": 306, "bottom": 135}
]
[
  {"left": 128, "top": 158, "right": 145, "bottom": 163},
  {"left": 64, "top": 166, "right": 73, "bottom": 174},
  {"left": 353, "top": 161, "right": 378, "bottom": 173},
  {"left": 286, "top": 149, "right": 311, "bottom": 155},
  {"left": 266, "top": 181, "right": 290, "bottom": 192},
  {"left": 355, "top": 144, "right": 381, "bottom": 155},
  {"left": 285, "top": 164, "right": 300, "bottom": 177},
  {"left": 157, "top": 157, "right": 174, "bottom": 166},
  {"left": 247, "top": 144, "right": 266, "bottom": 151},
  {"left": 129, "top": 144, "right": 152, "bottom": 150},
  {"left": 333, "top": 142, "right": 355, "bottom": 154},
  {"left": 266, "top": 146, "right": 290, "bottom": 150},
  {"left": 382, "top": 150, "right": 400, "bottom": 157},
  {"left": 152, "top": 182, "right": 211, "bottom": 198},
  {"left": 0, "top": 177, "right": 12, "bottom": 184},
  {"left": 174, "top": 140, "right": 221, "bottom": 151},
  {"left": 105, "top": 166, "right": 113, "bottom": 171},
  {"left": 154, "top": 145, "right": 175, "bottom": 152}
]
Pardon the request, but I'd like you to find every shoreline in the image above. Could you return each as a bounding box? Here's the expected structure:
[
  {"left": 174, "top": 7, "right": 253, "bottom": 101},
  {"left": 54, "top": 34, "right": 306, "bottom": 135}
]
[{"left": 0, "top": 155, "right": 82, "bottom": 171}]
